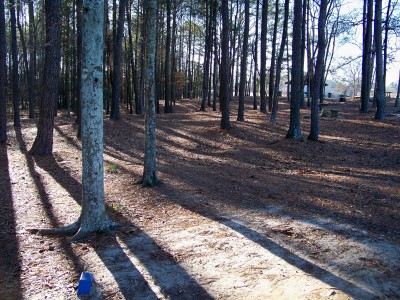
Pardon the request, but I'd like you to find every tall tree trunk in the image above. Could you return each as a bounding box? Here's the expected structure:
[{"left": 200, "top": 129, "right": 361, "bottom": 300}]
[
  {"left": 360, "top": 0, "right": 373, "bottom": 113},
  {"left": 76, "top": 0, "right": 83, "bottom": 138},
  {"left": 383, "top": 0, "right": 392, "bottom": 94},
  {"left": 28, "top": 0, "right": 36, "bottom": 119},
  {"left": 220, "top": 0, "right": 231, "bottom": 129},
  {"left": 268, "top": 0, "right": 279, "bottom": 113},
  {"left": 164, "top": 0, "right": 172, "bottom": 113},
  {"left": 286, "top": 0, "right": 303, "bottom": 139},
  {"left": 253, "top": 0, "right": 259, "bottom": 110},
  {"left": 110, "top": 0, "right": 126, "bottom": 120},
  {"left": 200, "top": 0, "right": 211, "bottom": 111},
  {"left": 259, "top": 0, "right": 268, "bottom": 113},
  {"left": 71, "top": 0, "right": 116, "bottom": 241},
  {"left": 9, "top": 0, "right": 20, "bottom": 127},
  {"left": 126, "top": 0, "right": 137, "bottom": 114},
  {"left": 17, "top": 1, "right": 33, "bottom": 118},
  {"left": 30, "top": 0, "right": 61, "bottom": 156},
  {"left": 270, "top": 0, "right": 289, "bottom": 124},
  {"left": 142, "top": 0, "right": 159, "bottom": 187},
  {"left": 300, "top": 0, "right": 307, "bottom": 108},
  {"left": 0, "top": 0, "right": 6, "bottom": 143},
  {"left": 308, "top": 0, "right": 327, "bottom": 141},
  {"left": 237, "top": 0, "right": 249, "bottom": 121},
  {"left": 374, "top": 0, "right": 385, "bottom": 120}
]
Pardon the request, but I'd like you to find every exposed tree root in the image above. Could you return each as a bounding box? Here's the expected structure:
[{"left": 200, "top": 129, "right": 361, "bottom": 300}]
[{"left": 32, "top": 219, "right": 121, "bottom": 242}]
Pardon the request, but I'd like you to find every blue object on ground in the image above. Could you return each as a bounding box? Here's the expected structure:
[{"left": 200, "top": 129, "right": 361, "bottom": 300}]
[{"left": 77, "top": 272, "right": 93, "bottom": 295}]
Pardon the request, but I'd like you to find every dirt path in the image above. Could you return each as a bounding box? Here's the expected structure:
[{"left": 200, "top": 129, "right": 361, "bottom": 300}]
[{"left": 1, "top": 98, "right": 399, "bottom": 299}]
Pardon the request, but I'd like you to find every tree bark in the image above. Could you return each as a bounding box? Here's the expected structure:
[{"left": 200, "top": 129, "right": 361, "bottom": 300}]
[
  {"left": 237, "top": 0, "right": 249, "bottom": 121},
  {"left": 164, "top": 0, "right": 172, "bottom": 113},
  {"left": 73, "top": 0, "right": 115, "bottom": 240},
  {"left": 9, "top": 0, "right": 20, "bottom": 127},
  {"left": 270, "top": 0, "right": 289, "bottom": 124},
  {"left": 286, "top": 0, "right": 303, "bottom": 139},
  {"left": 308, "top": 0, "right": 327, "bottom": 141},
  {"left": 142, "top": 0, "right": 159, "bottom": 187},
  {"left": 268, "top": 0, "right": 279, "bottom": 113},
  {"left": 29, "top": 0, "right": 61, "bottom": 156},
  {"left": 28, "top": 0, "right": 36, "bottom": 119},
  {"left": 253, "top": 0, "right": 260, "bottom": 110},
  {"left": 360, "top": 0, "right": 373, "bottom": 113},
  {"left": 374, "top": 0, "right": 385, "bottom": 120},
  {"left": 0, "top": 0, "right": 6, "bottom": 143},
  {"left": 220, "top": 0, "right": 231, "bottom": 129},
  {"left": 110, "top": 0, "right": 127, "bottom": 120},
  {"left": 76, "top": 0, "right": 83, "bottom": 138},
  {"left": 259, "top": 0, "right": 268, "bottom": 113}
]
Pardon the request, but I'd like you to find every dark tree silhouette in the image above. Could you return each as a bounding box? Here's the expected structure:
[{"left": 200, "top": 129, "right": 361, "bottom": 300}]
[
  {"left": 374, "top": 0, "right": 386, "bottom": 120},
  {"left": 220, "top": 0, "right": 231, "bottom": 129},
  {"left": 0, "top": 0, "right": 6, "bottom": 143}
]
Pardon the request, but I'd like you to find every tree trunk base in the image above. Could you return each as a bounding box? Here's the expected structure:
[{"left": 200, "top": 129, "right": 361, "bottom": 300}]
[{"left": 33, "top": 219, "right": 120, "bottom": 242}]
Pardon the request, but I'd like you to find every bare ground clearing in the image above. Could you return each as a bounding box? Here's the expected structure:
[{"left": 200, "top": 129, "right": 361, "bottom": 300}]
[{"left": 0, "top": 97, "right": 399, "bottom": 299}]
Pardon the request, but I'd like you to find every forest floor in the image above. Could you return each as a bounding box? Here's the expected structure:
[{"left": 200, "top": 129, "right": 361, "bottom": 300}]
[{"left": 1, "top": 96, "right": 400, "bottom": 299}]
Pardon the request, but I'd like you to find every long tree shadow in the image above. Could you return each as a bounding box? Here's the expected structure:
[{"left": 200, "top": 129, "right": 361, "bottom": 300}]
[
  {"left": 13, "top": 127, "right": 86, "bottom": 293},
  {"left": 0, "top": 143, "right": 23, "bottom": 299},
  {"left": 34, "top": 151, "right": 213, "bottom": 299},
  {"left": 167, "top": 195, "right": 378, "bottom": 299}
]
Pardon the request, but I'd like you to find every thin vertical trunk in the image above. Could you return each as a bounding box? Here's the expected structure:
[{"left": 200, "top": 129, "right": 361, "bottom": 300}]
[
  {"left": 200, "top": 0, "right": 211, "bottom": 111},
  {"left": 29, "top": 0, "right": 61, "bottom": 156},
  {"left": 220, "top": 0, "right": 231, "bottom": 129},
  {"left": 308, "top": 0, "right": 327, "bottom": 141},
  {"left": 300, "top": 0, "right": 307, "bottom": 108},
  {"left": 286, "top": 0, "right": 303, "bottom": 139},
  {"left": 76, "top": 0, "right": 83, "bottom": 138},
  {"left": 374, "top": 0, "right": 385, "bottom": 120},
  {"left": 9, "top": 0, "right": 20, "bottom": 126},
  {"left": 383, "top": 0, "right": 392, "bottom": 94},
  {"left": 17, "top": 1, "right": 29, "bottom": 111},
  {"left": 110, "top": 0, "right": 126, "bottom": 120},
  {"left": 237, "top": 0, "right": 249, "bottom": 121},
  {"left": 253, "top": 0, "right": 259, "bottom": 110},
  {"left": 270, "top": 0, "right": 289, "bottom": 124},
  {"left": 360, "top": 0, "right": 373, "bottom": 113},
  {"left": 0, "top": 0, "right": 6, "bottom": 142},
  {"left": 260, "top": 0, "right": 268, "bottom": 113},
  {"left": 165, "top": 0, "right": 172, "bottom": 113},
  {"left": 268, "top": 0, "right": 279, "bottom": 112},
  {"left": 28, "top": 0, "right": 36, "bottom": 119}
]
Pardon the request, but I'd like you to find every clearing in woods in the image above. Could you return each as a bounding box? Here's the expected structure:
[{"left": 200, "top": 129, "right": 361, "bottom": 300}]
[{"left": 0, "top": 97, "right": 399, "bottom": 299}]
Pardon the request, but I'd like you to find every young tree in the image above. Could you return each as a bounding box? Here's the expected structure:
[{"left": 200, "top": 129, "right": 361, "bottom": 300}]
[
  {"left": 29, "top": 0, "right": 61, "bottom": 156},
  {"left": 374, "top": 0, "right": 386, "bottom": 119},
  {"left": 308, "top": 0, "right": 327, "bottom": 141},
  {"left": 220, "top": 0, "right": 231, "bottom": 129},
  {"left": 110, "top": 0, "right": 127, "bottom": 120},
  {"left": 286, "top": 0, "right": 303, "bottom": 139},
  {"left": 237, "top": 0, "right": 250, "bottom": 121},
  {"left": 9, "top": 0, "right": 20, "bottom": 127},
  {"left": 0, "top": 0, "right": 6, "bottom": 143},
  {"left": 142, "top": 0, "right": 159, "bottom": 187}
]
